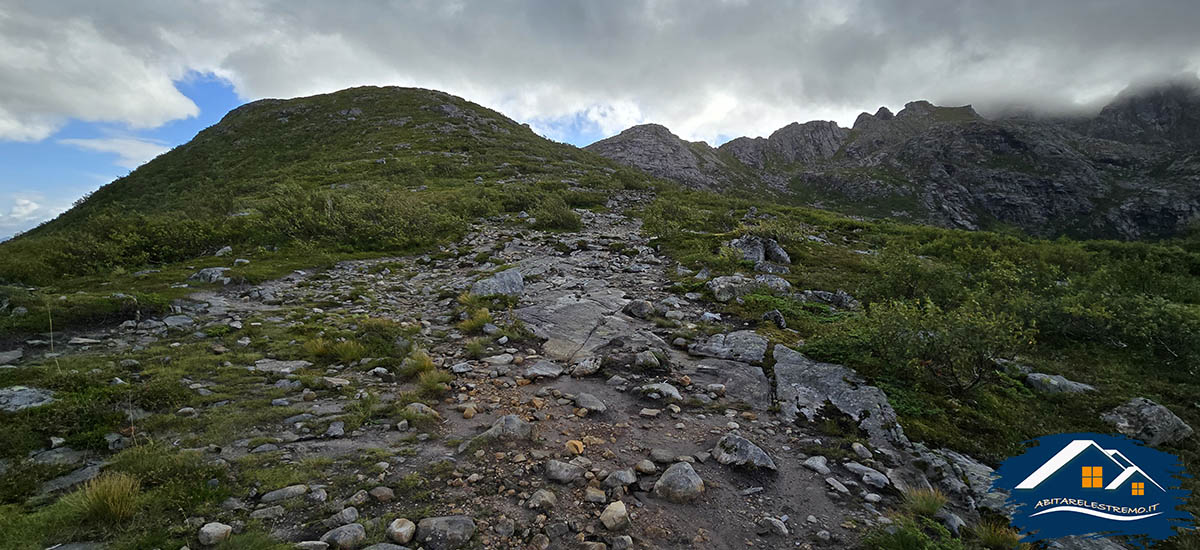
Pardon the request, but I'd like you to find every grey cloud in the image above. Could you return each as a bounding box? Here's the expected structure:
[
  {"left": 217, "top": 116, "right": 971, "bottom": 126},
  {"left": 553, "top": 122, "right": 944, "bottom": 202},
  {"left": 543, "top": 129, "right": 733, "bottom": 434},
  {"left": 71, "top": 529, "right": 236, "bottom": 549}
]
[{"left": 1, "top": 0, "right": 1199, "bottom": 143}]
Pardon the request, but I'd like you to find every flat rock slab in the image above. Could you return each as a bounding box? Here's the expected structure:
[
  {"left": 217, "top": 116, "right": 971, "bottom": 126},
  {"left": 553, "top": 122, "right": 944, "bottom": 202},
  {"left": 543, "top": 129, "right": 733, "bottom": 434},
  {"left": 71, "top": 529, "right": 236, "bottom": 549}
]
[
  {"left": 516, "top": 287, "right": 630, "bottom": 362},
  {"left": 688, "top": 331, "right": 768, "bottom": 364},
  {"left": 40, "top": 463, "right": 101, "bottom": 494},
  {"left": 253, "top": 359, "right": 313, "bottom": 375},
  {"left": 773, "top": 345, "right": 906, "bottom": 448},
  {"left": 1026, "top": 372, "right": 1096, "bottom": 394},
  {"left": 0, "top": 349, "right": 22, "bottom": 364},
  {"left": 691, "top": 358, "right": 771, "bottom": 410},
  {"left": 0, "top": 386, "right": 55, "bottom": 412}
]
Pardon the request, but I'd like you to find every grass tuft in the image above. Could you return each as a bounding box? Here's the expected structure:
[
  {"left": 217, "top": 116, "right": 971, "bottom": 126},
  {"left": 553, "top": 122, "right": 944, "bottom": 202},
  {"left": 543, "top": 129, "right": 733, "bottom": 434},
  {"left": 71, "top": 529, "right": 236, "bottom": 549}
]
[
  {"left": 902, "top": 487, "right": 948, "bottom": 517},
  {"left": 972, "top": 520, "right": 1026, "bottom": 550},
  {"left": 66, "top": 472, "right": 141, "bottom": 524}
]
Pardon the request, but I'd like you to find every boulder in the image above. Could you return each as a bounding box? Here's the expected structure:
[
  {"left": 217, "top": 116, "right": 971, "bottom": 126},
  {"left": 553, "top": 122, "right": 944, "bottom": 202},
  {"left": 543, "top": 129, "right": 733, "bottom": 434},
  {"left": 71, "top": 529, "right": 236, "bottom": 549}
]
[
  {"left": 260, "top": 484, "right": 307, "bottom": 503},
  {"left": 415, "top": 515, "right": 476, "bottom": 550},
  {"left": 637, "top": 382, "right": 682, "bottom": 402},
  {"left": 713, "top": 433, "right": 777, "bottom": 470},
  {"left": 844, "top": 462, "right": 890, "bottom": 488},
  {"left": 653, "top": 462, "right": 705, "bottom": 503},
  {"left": 527, "top": 488, "right": 557, "bottom": 510},
  {"left": 190, "top": 267, "right": 232, "bottom": 284},
  {"left": 321, "top": 523, "right": 367, "bottom": 550},
  {"left": 1101, "top": 397, "right": 1194, "bottom": 447},
  {"left": 600, "top": 501, "right": 631, "bottom": 530},
  {"left": 763, "top": 238, "right": 791, "bottom": 264},
  {"left": 729, "top": 235, "right": 765, "bottom": 263},
  {"left": 198, "top": 522, "right": 233, "bottom": 546},
  {"left": 545, "top": 459, "right": 585, "bottom": 483},
  {"left": 773, "top": 345, "right": 906, "bottom": 448},
  {"left": 253, "top": 358, "right": 313, "bottom": 375},
  {"left": 470, "top": 268, "right": 524, "bottom": 297}
]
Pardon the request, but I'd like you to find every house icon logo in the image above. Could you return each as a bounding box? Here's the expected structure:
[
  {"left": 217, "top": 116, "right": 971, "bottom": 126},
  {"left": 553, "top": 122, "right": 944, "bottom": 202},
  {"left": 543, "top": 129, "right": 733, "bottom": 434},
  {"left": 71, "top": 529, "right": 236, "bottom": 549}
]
[{"left": 993, "top": 433, "right": 1193, "bottom": 544}]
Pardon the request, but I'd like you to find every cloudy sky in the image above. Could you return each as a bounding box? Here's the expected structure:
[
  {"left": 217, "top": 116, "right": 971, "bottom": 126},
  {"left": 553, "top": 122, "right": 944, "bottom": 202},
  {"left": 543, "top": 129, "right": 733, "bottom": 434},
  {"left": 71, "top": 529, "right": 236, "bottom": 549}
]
[{"left": 2, "top": 0, "right": 1200, "bottom": 238}]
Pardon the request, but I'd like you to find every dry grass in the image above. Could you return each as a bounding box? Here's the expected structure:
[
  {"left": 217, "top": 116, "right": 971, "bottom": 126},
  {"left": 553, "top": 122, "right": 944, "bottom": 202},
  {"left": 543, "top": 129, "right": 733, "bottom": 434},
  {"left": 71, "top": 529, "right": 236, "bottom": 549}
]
[
  {"left": 901, "top": 487, "right": 947, "bottom": 517},
  {"left": 972, "top": 520, "right": 1027, "bottom": 550},
  {"left": 66, "top": 472, "right": 141, "bottom": 523}
]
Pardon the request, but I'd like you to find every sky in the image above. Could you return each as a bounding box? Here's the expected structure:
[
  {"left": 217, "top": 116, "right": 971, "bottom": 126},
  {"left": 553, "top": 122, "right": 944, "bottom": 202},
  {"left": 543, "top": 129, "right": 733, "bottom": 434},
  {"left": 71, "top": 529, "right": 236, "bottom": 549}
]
[{"left": 2, "top": 0, "right": 1200, "bottom": 239}]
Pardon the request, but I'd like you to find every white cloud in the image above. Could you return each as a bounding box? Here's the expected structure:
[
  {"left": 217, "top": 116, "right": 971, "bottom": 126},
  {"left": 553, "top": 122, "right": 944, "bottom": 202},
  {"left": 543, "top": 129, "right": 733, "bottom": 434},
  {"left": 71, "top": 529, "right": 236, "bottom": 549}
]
[
  {"left": 0, "top": 193, "right": 72, "bottom": 240},
  {"left": 58, "top": 137, "right": 170, "bottom": 169},
  {"left": 9, "top": 198, "right": 39, "bottom": 219},
  {"left": 1, "top": 0, "right": 1200, "bottom": 146}
]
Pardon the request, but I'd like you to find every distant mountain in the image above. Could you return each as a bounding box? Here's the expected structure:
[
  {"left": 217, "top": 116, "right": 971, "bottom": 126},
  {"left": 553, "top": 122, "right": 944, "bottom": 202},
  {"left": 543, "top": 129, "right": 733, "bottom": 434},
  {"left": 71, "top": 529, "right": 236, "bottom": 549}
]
[{"left": 587, "top": 79, "right": 1200, "bottom": 239}]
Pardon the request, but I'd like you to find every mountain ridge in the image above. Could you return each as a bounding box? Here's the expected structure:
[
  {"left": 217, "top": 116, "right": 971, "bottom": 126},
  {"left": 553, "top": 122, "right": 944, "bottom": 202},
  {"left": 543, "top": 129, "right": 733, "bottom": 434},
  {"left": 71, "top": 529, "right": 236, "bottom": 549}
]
[{"left": 586, "top": 79, "right": 1200, "bottom": 239}]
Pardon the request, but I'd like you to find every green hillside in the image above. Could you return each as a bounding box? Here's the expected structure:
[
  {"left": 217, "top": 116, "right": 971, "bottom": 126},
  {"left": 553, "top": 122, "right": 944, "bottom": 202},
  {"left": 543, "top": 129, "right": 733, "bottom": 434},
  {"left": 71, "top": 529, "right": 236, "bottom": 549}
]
[{"left": 0, "top": 86, "right": 651, "bottom": 284}]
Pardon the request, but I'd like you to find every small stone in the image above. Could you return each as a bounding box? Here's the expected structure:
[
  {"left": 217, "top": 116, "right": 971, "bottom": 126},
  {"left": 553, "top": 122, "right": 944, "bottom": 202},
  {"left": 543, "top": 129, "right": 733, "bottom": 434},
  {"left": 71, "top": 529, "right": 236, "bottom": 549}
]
[
  {"left": 585, "top": 486, "right": 607, "bottom": 503},
  {"left": 600, "top": 501, "right": 630, "bottom": 530},
  {"left": 386, "top": 518, "right": 416, "bottom": 544},
  {"left": 545, "top": 459, "right": 585, "bottom": 484},
  {"left": 261, "top": 484, "right": 307, "bottom": 503},
  {"left": 803, "top": 456, "right": 831, "bottom": 475},
  {"left": 369, "top": 486, "right": 395, "bottom": 502},
  {"left": 527, "top": 488, "right": 557, "bottom": 510},
  {"left": 198, "top": 522, "right": 233, "bottom": 546},
  {"left": 250, "top": 505, "right": 286, "bottom": 520}
]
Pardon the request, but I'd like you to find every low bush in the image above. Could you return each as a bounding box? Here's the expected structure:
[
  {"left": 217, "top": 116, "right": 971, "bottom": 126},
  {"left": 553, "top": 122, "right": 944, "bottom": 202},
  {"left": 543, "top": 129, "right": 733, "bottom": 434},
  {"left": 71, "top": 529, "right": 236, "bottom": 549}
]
[{"left": 531, "top": 195, "right": 582, "bottom": 231}]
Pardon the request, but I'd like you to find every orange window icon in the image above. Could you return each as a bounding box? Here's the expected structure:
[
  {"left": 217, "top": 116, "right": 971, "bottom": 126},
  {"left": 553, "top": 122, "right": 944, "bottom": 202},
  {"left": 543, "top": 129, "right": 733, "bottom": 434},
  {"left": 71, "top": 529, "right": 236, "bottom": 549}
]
[
  {"left": 1132, "top": 482, "right": 1145, "bottom": 496},
  {"left": 1082, "top": 466, "right": 1103, "bottom": 488}
]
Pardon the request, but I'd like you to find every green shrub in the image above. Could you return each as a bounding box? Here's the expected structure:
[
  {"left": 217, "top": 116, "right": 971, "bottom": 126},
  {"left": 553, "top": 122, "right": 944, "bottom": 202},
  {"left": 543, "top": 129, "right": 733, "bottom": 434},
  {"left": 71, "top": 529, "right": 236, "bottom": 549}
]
[
  {"left": 863, "top": 299, "right": 1036, "bottom": 394},
  {"left": 864, "top": 516, "right": 964, "bottom": 550},
  {"left": 531, "top": 195, "right": 582, "bottom": 231}
]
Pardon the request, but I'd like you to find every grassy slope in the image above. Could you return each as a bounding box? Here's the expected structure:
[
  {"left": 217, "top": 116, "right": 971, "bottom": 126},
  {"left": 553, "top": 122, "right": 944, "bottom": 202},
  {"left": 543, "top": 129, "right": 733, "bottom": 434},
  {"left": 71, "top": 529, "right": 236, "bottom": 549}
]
[{"left": 0, "top": 86, "right": 655, "bottom": 338}]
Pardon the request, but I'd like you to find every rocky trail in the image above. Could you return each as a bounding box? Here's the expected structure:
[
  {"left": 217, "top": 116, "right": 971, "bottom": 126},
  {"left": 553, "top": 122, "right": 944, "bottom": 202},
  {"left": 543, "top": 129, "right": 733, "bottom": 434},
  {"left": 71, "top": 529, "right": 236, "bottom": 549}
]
[{"left": 2, "top": 190, "right": 1170, "bottom": 550}]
